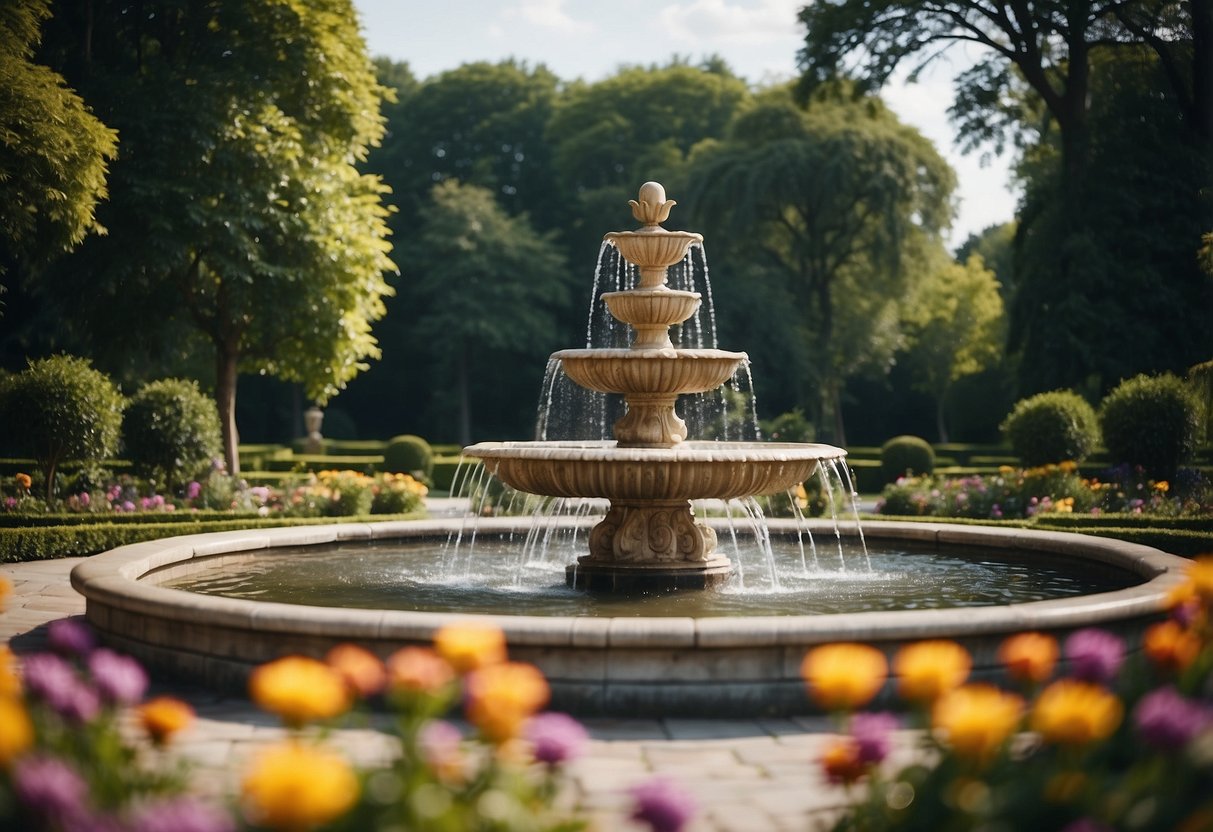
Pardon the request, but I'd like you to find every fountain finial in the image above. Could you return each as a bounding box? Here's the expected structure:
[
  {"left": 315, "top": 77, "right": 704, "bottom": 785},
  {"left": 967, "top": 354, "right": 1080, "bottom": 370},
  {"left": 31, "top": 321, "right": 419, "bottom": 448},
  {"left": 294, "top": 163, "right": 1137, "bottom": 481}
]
[{"left": 629, "top": 181, "right": 676, "bottom": 227}]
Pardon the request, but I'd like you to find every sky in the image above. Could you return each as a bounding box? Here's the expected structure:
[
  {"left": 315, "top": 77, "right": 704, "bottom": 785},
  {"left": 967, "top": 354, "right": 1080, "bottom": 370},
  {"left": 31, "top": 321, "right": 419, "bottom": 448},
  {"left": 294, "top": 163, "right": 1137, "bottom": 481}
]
[{"left": 352, "top": 0, "right": 1017, "bottom": 248}]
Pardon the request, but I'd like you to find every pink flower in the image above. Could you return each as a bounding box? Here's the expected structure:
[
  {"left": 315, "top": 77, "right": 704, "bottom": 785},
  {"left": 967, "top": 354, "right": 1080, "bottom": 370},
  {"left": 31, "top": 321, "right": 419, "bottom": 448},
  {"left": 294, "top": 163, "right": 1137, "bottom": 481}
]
[
  {"left": 1064, "top": 629, "right": 1125, "bottom": 684},
  {"left": 525, "top": 712, "right": 588, "bottom": 765},
  {"left": 187, "top": 481, "right": 202, "bottom": 500},
  {"left": 79, "top": 492, "right": 90, "bottom": 507},
  {"left": 630, "top": 777, "right": 696, "bottom": 832}
]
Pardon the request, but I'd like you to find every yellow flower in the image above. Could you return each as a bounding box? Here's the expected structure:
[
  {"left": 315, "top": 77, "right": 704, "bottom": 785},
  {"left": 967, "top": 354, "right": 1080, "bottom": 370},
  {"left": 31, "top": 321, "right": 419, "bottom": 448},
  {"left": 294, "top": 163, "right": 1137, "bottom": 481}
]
[
  {"left": 1154, "top": 481, "right": 1170, "bottom": 493},
  {"left": 0, "top": 576, "right": 11, "bottom": 614},
  {"left": 0, "top": 697, "right": 33, "bottom": 767},
  {"left": 0, "top": 646, "right": 20, "bottom": 698},
  {"left": 241, "top": 742, "right": 358, "bottom": 831},
  {"left": 894, "top": 641, "right": 971, "bottom": 703},
  {"left": 1059, "top": 461, "right": 1078, "bottom": 473},
  {"left": 434, "top": 621, "right": 507, "bottom": 673},
  {"left": 138, "top": 696, "right": 195, "bottom": 746},
  {"left": 386, "top": 646, "right": 455, "bottom": 695},
  {"left": 998, "top": 632, "right": 1059, "bottom": 684},
  {"left": 1142, "top": 620, "right": 1202, "bottom": 673},
  {"left": 1186, "top": 556, "right": 1213, "bottom": 603},
  {"left": 14, "top": 473, "right": 31, "bottom": 491},
  {"left": 249, "top": 656, "right": 351, "bottom": 727},
  {"left": 801, "top": 643, "right": 888, "bottom": 711},
  {"left": 465, "top": 661, "right": 550, "bottom": 744},
  {"left": 932, "top": 684, "right": 1023, "bottom": 762},
  {"left": 1031, "top": 680, "right": 1123, "bottom": 746},
  {"left": 325, "top": 643, "right": 386, "bottom": 698}
]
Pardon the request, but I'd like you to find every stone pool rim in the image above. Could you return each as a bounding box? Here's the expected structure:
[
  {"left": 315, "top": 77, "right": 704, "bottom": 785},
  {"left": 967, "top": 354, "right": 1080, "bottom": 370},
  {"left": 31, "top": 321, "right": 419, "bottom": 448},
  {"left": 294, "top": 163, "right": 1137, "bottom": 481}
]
[{"left": 70, "top": 519, "right": 1192, "bottom": 716}]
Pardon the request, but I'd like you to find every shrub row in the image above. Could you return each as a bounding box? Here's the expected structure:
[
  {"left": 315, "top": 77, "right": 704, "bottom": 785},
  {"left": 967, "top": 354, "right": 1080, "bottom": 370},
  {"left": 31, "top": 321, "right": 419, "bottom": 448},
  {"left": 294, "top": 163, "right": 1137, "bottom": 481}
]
[{"left": 0, "top": 512, "right": 425, "bottom": 563}]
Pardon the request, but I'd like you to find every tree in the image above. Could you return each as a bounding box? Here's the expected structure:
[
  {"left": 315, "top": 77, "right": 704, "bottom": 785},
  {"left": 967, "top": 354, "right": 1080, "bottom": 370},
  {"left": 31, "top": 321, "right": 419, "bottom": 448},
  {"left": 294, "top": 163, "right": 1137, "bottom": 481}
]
[
  {"left": 955, "top": 222, "right": 1016, "bottom": 299},
  {"left": 683, "top": 86, "right": 955, "bottom": 444},
  {"left": 36, "top": 0, "right": 395, "bottom": 473},
  {"left": 546, "top": 61, "right": 750, "bottom": 258},
  {"left": 0, "top": 0, "right": 116, "bottom": 280},
  {"left": 406, "top": 180, "right": 570, "bottom": 445},
  {"left": 902, "top": 254, "right": 1005, "bottom": 442}
]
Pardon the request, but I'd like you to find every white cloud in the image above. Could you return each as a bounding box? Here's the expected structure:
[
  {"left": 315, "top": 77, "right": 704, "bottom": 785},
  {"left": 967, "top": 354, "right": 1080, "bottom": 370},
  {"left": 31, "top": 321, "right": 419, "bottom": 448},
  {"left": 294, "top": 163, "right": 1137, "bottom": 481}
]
[
  {"left": 657, "top": 0, "right": 804, "bottom": 45},
  {"left": 502, "top": 0, "right": 593, "bottom": 34}
]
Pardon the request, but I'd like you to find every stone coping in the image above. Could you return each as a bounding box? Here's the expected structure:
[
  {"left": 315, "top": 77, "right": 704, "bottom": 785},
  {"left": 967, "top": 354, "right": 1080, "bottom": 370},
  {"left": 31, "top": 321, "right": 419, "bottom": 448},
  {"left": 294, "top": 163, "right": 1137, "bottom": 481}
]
[
  {"left": 70, "top": 519, "right": 1191, "bottom": 650},
  {"left": 462, "top": 440, "right": 847, "bottom": 463}
]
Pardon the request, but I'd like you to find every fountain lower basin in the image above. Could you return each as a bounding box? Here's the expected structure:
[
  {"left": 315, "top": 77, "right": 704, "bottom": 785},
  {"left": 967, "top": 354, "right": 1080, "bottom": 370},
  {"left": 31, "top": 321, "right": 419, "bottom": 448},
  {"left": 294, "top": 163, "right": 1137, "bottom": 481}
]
[{"left": 70, "top": 519, "right": 1189, "bottom": 717}]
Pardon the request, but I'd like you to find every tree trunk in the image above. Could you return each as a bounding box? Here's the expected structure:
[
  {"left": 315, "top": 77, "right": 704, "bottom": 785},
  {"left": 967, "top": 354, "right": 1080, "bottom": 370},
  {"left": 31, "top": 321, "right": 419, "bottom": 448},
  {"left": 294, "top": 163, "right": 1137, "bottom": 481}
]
[
  {"left": 1194, "top": 0, "right": 1213, "bottom": 143},
  {"left": 215, "top": 346, "right": 240, "bottom": 476},
  {"left": 458, "top": 341, "right": 472, "bottom": 446}
]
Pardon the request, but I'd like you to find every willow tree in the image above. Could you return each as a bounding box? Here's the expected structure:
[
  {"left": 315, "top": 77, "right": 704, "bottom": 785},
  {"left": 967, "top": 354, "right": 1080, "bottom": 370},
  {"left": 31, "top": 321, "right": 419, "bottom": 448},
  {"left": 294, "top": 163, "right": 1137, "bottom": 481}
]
[
  {"left": 0, "top": 0, "right": 116, "bottom": 280},
  {"left": 38, "top": 0, "right": 395, "bottom": 472},
  {"left": 684, "top": 87, "right": 954, "bottom": 444}
]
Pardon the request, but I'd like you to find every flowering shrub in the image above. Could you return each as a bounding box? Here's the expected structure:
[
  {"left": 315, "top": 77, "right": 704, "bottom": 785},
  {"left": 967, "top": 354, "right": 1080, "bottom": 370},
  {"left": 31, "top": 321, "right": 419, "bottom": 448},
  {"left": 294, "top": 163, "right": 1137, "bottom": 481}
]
[
  {"left": 0, "top": 468, "right": 428, "bottom": 518},
  {"left": 878, "top": 462, "right": 1212, "bottom": 519},
  {"left": 0, "top": 595, "right": 689, "bottom": 830},
  {"left": 809, "top": 555, "right": 1213, "bottom": 831}
]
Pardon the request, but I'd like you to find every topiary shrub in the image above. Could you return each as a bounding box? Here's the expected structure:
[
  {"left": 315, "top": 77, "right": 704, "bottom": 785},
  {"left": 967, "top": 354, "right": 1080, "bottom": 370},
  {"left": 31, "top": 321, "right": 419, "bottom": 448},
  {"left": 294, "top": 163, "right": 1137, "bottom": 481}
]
[
  {"left": 1000, "top": 390, "right": 1100, "bottom": 467},
  {"left": 880, "top": 435, "right": 935, "bottom": 482},
  {"left": 761, "top": 409, "right": 815, "bottom": 443},
  {"left": 1099, "top": 373, "right": 1200, "bottom": 481},
  {"left": 0, "top": 355, "right": 124, "bottom": 500},
  {"left": 123, "top": 378, "right": 222, "bottom": 490},
  {"left": 383, "top": 434, "right": 434, "bottom": 480}
]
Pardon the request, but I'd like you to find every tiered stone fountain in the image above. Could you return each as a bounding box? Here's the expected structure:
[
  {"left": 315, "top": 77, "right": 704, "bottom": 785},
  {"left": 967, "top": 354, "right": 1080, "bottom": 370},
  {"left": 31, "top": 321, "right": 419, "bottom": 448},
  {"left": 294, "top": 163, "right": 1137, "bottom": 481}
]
[{"left": 466, "top": 183, "right": 844, "bottom": 591}]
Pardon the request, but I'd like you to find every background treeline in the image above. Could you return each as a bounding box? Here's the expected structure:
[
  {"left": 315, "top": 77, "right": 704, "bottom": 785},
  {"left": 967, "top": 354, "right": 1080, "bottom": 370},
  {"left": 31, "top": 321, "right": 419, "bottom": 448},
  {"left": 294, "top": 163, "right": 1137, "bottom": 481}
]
[{"left": 2, "top": 0, "right": 1209, "bottom": 452}]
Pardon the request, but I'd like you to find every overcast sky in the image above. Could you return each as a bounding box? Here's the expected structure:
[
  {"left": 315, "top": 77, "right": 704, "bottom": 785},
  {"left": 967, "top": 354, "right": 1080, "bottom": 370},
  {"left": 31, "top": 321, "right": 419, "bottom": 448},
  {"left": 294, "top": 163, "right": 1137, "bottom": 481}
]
[{"left": 352, "top": 0, "right": 1017, "bottom": 247}]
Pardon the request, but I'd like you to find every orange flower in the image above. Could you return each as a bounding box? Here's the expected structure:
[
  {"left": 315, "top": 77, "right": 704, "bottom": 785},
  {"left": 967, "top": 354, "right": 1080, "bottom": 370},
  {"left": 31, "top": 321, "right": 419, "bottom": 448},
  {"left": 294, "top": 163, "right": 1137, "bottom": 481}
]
[
  {"left": 1031, "top": 680, "right": 1123, "bottom": 746},
  {"left": 434, "top": 621, "right": 507, "bottom": 673},
  {"left": 0, "top": 577, "right": 11, "bottom": 615},
  {"left": 0, "top": 697, "right": 33, "bottom": 767},
  {"left": 1186, "top": 556, "right": 1213, "bottom": 604},
  {"left": 138, "top": 696, "right": 195, "bottom": 746},
  {"left": 249, "top": 656, "right": 351, "bottom": 727},
  {"left": 386, "top": 646, "right": 455, "bottom": 695},
  {"left": 818, "top": 737, "right": 866, "bottom": 785},
  {"left": 14, "top": 473, "right": 31, "bottom": 491},
  {"left": 465, "top": 661, "right": 550, "bottom": 744},
  {"left": 998, "top": 632, "right": 1059, "bottom": 684},
  {"left": 801, "top": 644, "right": 888, "bottom": 711},
  {"left": 0, "top": 646, "right": 20, "bottom": 698},
  {"left": 241, "top": 742, "right": 358, "bottom": 830},
  {"left": 1142, "top": 620, "right": 1202, "bottom": 673},
  {"left": 932, "top": 684, "right": 1023, "bottom": 762},
  {"left": 895, "top": 640, "right": 971, "bottom": 703},
  {"left": 325, "top": 643, "right": 387, "bottom": 698}
]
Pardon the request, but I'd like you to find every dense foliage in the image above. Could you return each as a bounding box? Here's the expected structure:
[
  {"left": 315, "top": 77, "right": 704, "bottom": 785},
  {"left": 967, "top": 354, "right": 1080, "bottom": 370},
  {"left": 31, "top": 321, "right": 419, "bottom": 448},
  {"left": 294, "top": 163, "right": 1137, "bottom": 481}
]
[
  {"left": 1001, "top": 391, "right": 1101, "bottom": 467},
  {"left": 1100, "top": 374, "right": 1201, "bottom": 481},
  {"left": 880, "top": 436, "right": 935, "bottom": 482},
  {"left": 122, "top": 379, "right": 222, "bottom": 490}
]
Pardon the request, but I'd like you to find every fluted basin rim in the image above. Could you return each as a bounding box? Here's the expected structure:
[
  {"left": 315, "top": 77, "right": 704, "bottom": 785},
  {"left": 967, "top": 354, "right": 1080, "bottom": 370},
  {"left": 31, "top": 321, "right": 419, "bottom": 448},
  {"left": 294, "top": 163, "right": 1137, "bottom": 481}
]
[
  {"left": 462, "top": 439, "right": 846, "bottom": 464},
  {"left": 551, "top": 348, "right": 748, "bottom": 362}
]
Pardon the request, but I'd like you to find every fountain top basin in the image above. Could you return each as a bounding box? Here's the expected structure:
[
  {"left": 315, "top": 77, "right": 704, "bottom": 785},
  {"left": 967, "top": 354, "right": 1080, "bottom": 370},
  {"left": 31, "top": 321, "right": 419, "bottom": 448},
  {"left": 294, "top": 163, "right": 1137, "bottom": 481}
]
[{"left": 463, "top": 439, "right": 845, "bottom": 500}]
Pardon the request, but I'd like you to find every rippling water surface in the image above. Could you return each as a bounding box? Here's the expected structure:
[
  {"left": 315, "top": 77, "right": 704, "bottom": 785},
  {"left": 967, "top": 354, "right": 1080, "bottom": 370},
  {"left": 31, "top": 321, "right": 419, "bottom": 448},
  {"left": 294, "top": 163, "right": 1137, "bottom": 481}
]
[{"left": 161, "top": 535, "right": 1137, "bottom": 617}]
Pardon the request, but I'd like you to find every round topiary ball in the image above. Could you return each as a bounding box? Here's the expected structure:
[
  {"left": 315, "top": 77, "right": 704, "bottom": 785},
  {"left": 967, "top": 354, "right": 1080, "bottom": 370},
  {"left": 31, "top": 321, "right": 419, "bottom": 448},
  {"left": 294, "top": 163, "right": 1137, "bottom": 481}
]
[
  {"left": 1000, "top": 390, "right": 1100, "bottom": 467},
  {"left": 880, "top": 435, "right": 935, "bottom": 482},
  {"left": 383, "top": 434, "right": 434, "bottom": 480},
  {"left": 1099, "top": 373, "right": 1199, "bottom": 481},
  {"left": 123, "top": 378, "right": 222, "bottom": 490},
  {"left": 0, "top": 355, "right": 125, "bottom": 499}
]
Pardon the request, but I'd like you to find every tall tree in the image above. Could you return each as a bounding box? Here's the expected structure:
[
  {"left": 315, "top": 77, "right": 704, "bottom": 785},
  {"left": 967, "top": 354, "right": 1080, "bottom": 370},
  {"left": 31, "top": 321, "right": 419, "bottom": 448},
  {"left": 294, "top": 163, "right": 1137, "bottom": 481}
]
[
  {"left": 684, "top": 86, "right": 955, "bottom": 444},
  {"left": 36, "top": 0, "right": 395, "bottom": 472},
  {"left": 902, "top": 254, "right": 1005, "bottom": 442},
  {"left": 0, "top": 0, "right": 116, "bottom": 280},
  {"left": 406, "top": 180, "right": 570, "bottom": 444}
]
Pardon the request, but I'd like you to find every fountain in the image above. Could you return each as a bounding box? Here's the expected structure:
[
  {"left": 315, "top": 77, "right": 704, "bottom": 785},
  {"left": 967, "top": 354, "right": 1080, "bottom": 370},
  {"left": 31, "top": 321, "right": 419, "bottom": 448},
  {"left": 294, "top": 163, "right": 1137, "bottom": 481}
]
[
  {"left": 67, "top": 182, "right": 1192, "bottom": 717},
  {"left": 466, "top": 182, "right": 843, "bottom": 592}
]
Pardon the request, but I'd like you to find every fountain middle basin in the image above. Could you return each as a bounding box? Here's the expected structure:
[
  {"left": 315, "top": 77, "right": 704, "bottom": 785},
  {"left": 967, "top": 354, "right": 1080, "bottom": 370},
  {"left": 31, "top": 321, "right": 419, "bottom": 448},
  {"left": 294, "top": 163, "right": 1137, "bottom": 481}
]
[{"left": 71, "top": 519, "right": 1189, "bottom": 717}]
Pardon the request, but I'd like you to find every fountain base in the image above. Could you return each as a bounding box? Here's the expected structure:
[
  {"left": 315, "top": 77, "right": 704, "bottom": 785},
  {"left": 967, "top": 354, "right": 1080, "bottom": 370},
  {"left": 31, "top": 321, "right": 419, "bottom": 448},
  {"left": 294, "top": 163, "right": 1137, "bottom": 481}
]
[{"left": 566, "top": 557, "right": 734, "bottom": 592}]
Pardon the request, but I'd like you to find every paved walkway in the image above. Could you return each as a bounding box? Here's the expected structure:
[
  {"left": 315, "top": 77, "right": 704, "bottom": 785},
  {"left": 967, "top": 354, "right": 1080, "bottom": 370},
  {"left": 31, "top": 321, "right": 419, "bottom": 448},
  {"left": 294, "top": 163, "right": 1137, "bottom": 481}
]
[{"left": 1, "top": 557, "right": 879, "bottom": 831}]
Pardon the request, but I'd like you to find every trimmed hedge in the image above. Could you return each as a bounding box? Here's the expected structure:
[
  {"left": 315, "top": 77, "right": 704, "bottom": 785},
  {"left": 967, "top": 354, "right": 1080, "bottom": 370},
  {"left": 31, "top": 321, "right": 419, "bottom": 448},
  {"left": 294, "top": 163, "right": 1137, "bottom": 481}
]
[{"left": 0, "top": 512, "right": 426, "bottom": 563}]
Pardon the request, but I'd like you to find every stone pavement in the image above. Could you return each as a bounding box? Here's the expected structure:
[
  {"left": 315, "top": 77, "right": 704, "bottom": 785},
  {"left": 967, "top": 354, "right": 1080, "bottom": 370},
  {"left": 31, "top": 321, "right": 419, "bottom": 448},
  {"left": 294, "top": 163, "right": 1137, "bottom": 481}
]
[{"left": 1, "top": 557, "right": 883, "bottom": 832}]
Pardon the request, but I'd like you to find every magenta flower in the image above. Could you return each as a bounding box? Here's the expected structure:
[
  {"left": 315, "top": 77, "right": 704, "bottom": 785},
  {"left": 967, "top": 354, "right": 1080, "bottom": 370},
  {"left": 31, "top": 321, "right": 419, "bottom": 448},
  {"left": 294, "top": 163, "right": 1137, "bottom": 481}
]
[
  {"left": 850, "top": 711, "right": 899, "bottom": 765},
  {"left": 13, "top": 755, "right": 89, "bottom": 825},
  {"left": 129, "top": 797, "right": 235, "bottom": 832},
  {"left": 630, "top": 777, "right": 696, "bottom": 832},
  {"left": 48, "top": 618, "right": 96, "bottom": 657},
  {"left": 1134, "top": 687, "right": 1213, "bottom": 750},
  {"left": 418, "top": 719, "right": 463, "bottom": 774},
  {"left": 525, "top": 711, "right": 589, "bottom": 766},
  {"left": 1064, "top": 628, "right": 1124, "bottom": 683},
  {"left": 23, "top": 652, "right": 79, "bottom": 701},
  {"left": 1061, "top": 820, "right": 1114, "bottom": 832},
  {"left": 79, "top": 491, "right": 91, "bottom": 507},
  {"left": 88, "top": 648, "right": 149, "bottom": 705},
  {"left": 187, "top": 481, "right": 202, "bottom": 500}
]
